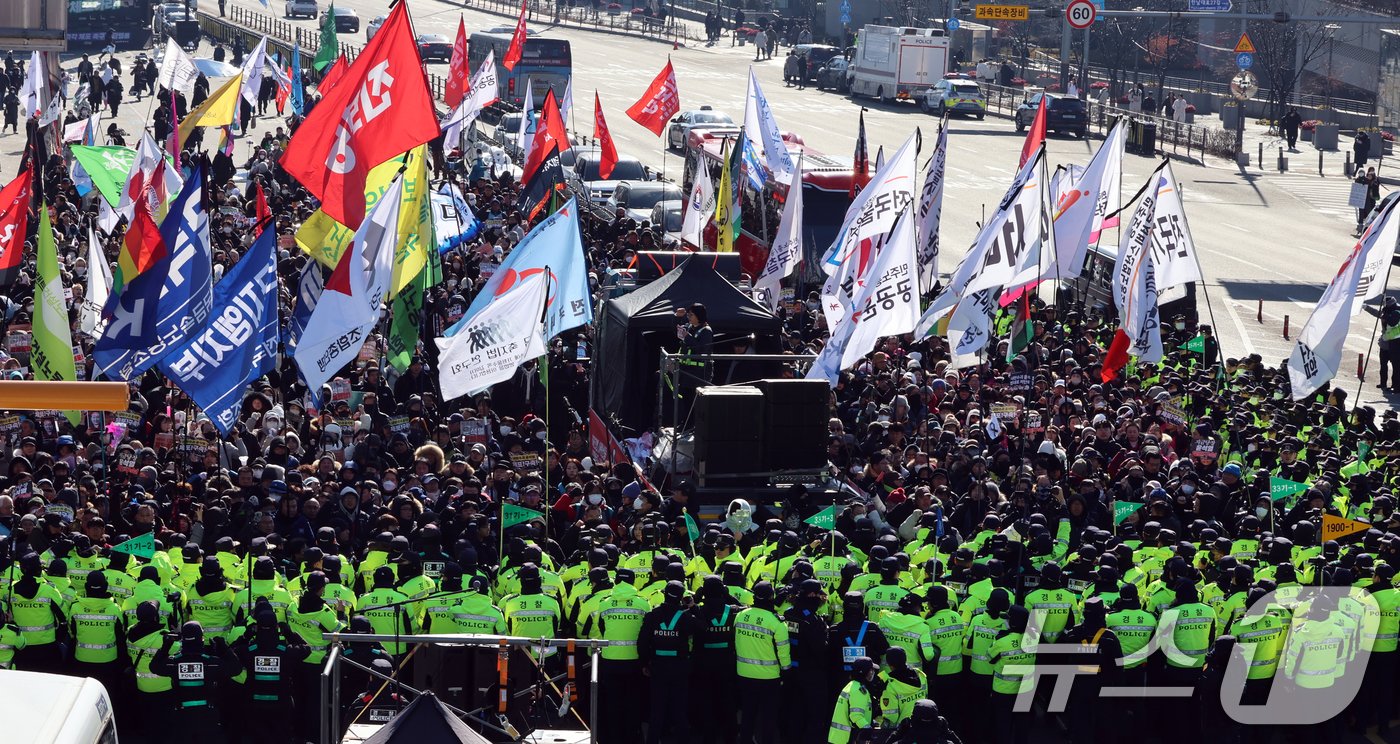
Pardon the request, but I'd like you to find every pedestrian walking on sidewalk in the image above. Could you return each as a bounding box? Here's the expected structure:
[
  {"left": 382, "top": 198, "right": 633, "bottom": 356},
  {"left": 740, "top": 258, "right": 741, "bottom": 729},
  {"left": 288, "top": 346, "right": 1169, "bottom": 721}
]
[
  {"left": 1355, "top": 166, "right": 1380, "bottom": 233},
  {"left": 1283, "top": 108, "right": 1302, "bottom": 150}
]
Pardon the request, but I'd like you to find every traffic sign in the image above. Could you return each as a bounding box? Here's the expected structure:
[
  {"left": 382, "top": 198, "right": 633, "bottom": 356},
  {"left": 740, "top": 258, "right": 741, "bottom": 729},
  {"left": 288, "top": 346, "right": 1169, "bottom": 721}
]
[
  {"left": 1234, "top": 33, "right": 1256, "bottom": 53},
  {"left": 946, "top": 17, "right": 961, "bottom": 31},
  {"left": 1065, "top": 0, "right": 1096, "bottom": 29},
  {"left": 1236, "top": 52, "right": 1253, "bottom": 69},
  {"left": 1230, "top": 69, "right": 1258, "bottom": 100},
  {"left": 975, "top": 4, "right": 1030, "bottom": 20},
  {"left": 1187, "top": 0, "right": 1232, "bottom": 11}
]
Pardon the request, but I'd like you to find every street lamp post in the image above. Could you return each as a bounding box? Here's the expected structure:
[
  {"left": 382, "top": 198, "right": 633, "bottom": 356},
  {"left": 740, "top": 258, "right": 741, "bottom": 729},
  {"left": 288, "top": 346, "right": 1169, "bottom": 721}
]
[{"left": 1325, "top": 23, "right": 1340, "bottom": 122}]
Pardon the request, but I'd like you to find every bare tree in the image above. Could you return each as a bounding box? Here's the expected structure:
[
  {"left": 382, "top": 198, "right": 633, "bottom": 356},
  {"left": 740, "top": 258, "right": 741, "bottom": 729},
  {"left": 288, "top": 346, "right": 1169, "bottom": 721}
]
[{"left": 1245, "top": 0, "right": 1332, "bottom": 129}]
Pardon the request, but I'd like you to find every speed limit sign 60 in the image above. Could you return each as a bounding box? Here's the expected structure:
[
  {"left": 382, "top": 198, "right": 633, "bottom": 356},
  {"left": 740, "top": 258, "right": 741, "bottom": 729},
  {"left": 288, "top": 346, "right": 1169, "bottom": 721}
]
[{"left": 1066, "top": 0, "right": 1096, "bottom": 28}]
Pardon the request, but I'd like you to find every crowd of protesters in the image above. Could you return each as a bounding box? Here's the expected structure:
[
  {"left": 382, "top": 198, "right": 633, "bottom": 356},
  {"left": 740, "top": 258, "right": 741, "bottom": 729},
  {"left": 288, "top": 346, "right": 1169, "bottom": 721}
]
[{"left": 0, "top": 40, "right": 1397, "bottom": 744}]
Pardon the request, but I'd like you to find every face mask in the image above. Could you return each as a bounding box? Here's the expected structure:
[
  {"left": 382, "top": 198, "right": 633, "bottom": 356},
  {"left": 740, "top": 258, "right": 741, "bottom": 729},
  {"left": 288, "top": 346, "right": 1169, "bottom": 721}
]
[
  {"left": 252, "top": 468, "right": 263, "bottom": 479},
  {"left": 632, "top": 497, "right": 645, "bottom": 511},
  {"left": 383, "top": 480, "right": 397, "bottom": 491},
  {"left": 1247, "top": 444, "right": 1258, "bottom": 452},
  {"left": 500, "top": 426, "right": 513, "bottom": 435},
  {"left": 536, "top": 432, "right": 547, "bottom": 441},
  {"left": 587, "top": 493, "right": 604, "bottom": 506},
  {"left": 806, "top": 301, "right": 819, "bottom": 311},
  {"left": 1256, "top": 506, "right": 1269, "bottom": 518},
  {"left": 1181, "top": 484, "right": 1196, "bottom": 495}
]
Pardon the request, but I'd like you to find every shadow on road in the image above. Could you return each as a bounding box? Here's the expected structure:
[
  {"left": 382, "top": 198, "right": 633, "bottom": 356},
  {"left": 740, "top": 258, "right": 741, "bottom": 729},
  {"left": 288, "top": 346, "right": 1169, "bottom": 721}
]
[{"left": 1217, "top": 279, "right": 1328, "bottom": 302}]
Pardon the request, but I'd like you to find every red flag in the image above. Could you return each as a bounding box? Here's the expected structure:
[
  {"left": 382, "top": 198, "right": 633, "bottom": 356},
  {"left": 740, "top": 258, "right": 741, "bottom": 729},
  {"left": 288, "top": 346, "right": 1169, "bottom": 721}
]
[
  {"left": 594, "top": 92, "right": 618, "bottom": 181},
  {"left": 504, "top": 0, "right": 527, "bottom": 71},
  {"left": 0, "top": 169, "right": 33, "bottom": 290},
  {"left": 521, "top": 90, "right": 570, "bottom": 185},
  {"left": 445, "top": 17, "right": 470, "bottom": 108},
  {"left": 276, "top": 67, "right": 292, "bottom": 114},
  {"left": 254, "top": 182, "right": 272, "bottom": 227},
  {"left": 1019, "top": 95, "right": 1047, "bottom": 168},
  {"left": 626, "top": 59, "right": 680, "bottom": 137},
  {"left": 280, "top": 2, "right": 437, "bottom": 228},
  {"left": 1101, "top": 328, "right": 1131, "bottom": 383},
  {"left": 317, "top": 54, "right": 348, "bottom": 96}
]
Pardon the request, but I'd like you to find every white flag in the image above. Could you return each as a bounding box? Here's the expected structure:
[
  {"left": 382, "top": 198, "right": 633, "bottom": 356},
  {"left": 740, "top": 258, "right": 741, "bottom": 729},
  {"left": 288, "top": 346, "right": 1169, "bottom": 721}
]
[
  {"left": 1145, "top": 162, "right": 1202, "bottom": 292},
  {"left": 63, "top": 118, "right": 89, "bottom": 143},
  {"left": 1114, "top": 166, "right": 1166, "bottom": 363},
  {"left": 916, "top": 146, "right": 1044, "bottom": 335},
  {"left": 681, "top": 153, "right": 715, "bottom": 249},
  {"left": 118, "top": 134, "right": 183, "bottom": 220},
  {"left": 745, "top": 67, "right": 795, "bottom": 185},
  {"left": 820, "top": 132, "right": 919, "bottom": 329},
  {"left": 436, "top": 272, "right": 548, "bottom": 401},
  {"left": 1289, "top": 240, "right": 1371, "bottom": 399},
  {"left": 916, "top": 122, "right": 947, "bottom": 294},
  {"left": 294, "top": 177, "right": 402, "bottom": 394},
  {"left": 19, "top": 51, "right": 45, "bottom": 117},
  {"left": 239, "top": 36, "right": 269, "bottom": 109},
  {"left": 80, "top": 227, "right": 112, "bottom": 338},
  {"left": 158, "top": 38, "right": 199, "bottom": 95},
  {"left": 37, "top": 93, "right": 62, "bottom": 127},
  {"left": 1352, "top": 192, "right": 1400, "bottom": 314},
  {"left": 441, "top": 50, "right": 500, "bottom": 147},
  {"left": 808, "top": 209, "right": 919, "bottom": 385},
  {"left": 1001, "top": 150, "right": 1058, "bottom": 293},
  {"left": 946, "top": 289, "right": 999, "bottom": 369},
  {"left": 754, "top": 153, "right": 804, "bottom": 310},
  {"left": 517, "top": 78, "right": 535, "bottom": 160},
  {"left": 1052, "top": 120, "right": 1124, "bottom": 278},
  {"left": 97, "top": 198, "right": 120, "bottom": 234}
]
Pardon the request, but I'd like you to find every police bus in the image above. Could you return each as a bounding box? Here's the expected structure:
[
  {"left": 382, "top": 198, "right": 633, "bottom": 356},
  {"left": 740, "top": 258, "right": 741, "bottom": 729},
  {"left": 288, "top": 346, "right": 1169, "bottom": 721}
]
[
  {"left": 467, "top": 28, "right": 572, "bottom": 111},
  {"left": 67, "top": 0, "right": 154, "bottom": 49},
  {"left": 0, "top": 671, "right": 118, "bottom": 744}
]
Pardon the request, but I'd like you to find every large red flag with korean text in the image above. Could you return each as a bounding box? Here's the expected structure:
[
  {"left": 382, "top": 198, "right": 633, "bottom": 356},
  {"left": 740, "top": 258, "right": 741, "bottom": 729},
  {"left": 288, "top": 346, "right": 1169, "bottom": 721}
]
[
  {"left": 594, "top": 92, "right": 618, "bottom": 180},
  {"left": 521, "top": 90, "right": 571, "bottom": 185},
  {"left": 445, "top": 17, "right": 470, "bottom": 107},
  {"left": 626, "top": 59, "right": 679, "bottom": 137},
  {"left": 0, "top": 169, "right": 32, "bottom": 291},
  {"left": 280, "top": 2, "right": 436, "bottom": 228},
  {"left": 504, "top": 0, "right": 527, "bottom": 70}
]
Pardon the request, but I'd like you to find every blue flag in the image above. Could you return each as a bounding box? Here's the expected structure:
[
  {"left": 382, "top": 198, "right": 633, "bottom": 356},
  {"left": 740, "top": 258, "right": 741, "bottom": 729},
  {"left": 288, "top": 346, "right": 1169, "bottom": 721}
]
[
  {"left": 95, "top": 165, "right": 213, "bottom": 380},
  {"left": 433, "top": 185, "right": 481, "bottom": 254},
  {"left": 738, "top": 129, "right": 765, "bottom": 192},
  {"left": 287, "top": 257, "right": 325, "bottom": 353},
  {"left": 290, "top": 44, "right": 304, "bottom": 116},
  {"left": 444, "top": 198, "right": 592, "bottom": 343},
  {"left": 159, "top": 227, "right": 280, "bottom": 435}
]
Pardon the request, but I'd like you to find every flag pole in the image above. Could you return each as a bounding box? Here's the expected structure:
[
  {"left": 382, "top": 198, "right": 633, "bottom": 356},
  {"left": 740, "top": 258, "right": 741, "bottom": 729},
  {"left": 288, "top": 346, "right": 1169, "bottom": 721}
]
[
  {"left": 1168, "top": 159, "right": 1224, "bottom": 391},
  {"left": 540, "top": 265, "right": 553, "bottom": 540},
  {"left": 1356, "top": 257, "right": 1396, "bottom": 404}
]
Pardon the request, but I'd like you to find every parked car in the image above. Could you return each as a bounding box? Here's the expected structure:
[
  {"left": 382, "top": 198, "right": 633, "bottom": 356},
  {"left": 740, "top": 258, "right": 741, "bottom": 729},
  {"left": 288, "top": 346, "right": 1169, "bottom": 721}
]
[
  {"left": 572, "top": 154, "right": 649, "bottom": 205},
  {"left": 560, "top": 145, "right": 597, "bottom": 172},
  {"left": 650, "top": 199, "right": 684, "bottom": 244},
  {"left": 814, "top": 57, "right": 849, "bottom": 92},
  {"left": 494, "top": 112, "right": 527, "bottom": 158},
  {"left": 284, "top": 0, "right": 317, "bottom": 19},
  {"left": 417, "top": 34, "right": 452, "bottom": 62},
  {"left": 1015, "top": 92, "right": 1088, "bottom": 138},
  {"left": 607, "top": 181, "right": 684, "bottom": 224},
  {"left": 366, "top": 15, "right": 386, "bottom": 40},
  {"left": 322, "top": 6, "right": 359, "bottom": 34},
  {"left": 921, "top": 79, "right": 986, "bottom": 119},
  {"left": 792, "top": 43, "right": 841, "bottom": 79},
  {"left": 666, "top": 106, "right": 735, "bottom": 151}
]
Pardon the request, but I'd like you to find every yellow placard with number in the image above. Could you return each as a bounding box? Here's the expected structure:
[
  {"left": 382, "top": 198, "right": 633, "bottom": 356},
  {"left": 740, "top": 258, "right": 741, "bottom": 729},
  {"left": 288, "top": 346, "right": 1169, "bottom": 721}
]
[{"left": 975, "top": 4, "right": 1030, "bottom": 20}]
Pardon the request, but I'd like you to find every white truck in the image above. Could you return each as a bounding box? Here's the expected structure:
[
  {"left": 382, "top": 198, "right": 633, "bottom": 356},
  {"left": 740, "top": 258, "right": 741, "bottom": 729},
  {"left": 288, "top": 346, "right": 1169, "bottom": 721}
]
[{"left": 848, "top": 25, "right": 949, "bottom": 104}]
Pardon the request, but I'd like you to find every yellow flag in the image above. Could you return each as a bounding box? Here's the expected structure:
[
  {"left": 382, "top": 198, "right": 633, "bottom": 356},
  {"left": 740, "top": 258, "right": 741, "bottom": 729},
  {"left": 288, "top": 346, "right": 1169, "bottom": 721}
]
[
  {"left": 177, "top": 75, "right": 241, "bottom": 148},
  {"left": 714, "top": 142, "right": 734, "bottom": 253},
  {"left": 1321, "top": 514, "right": 1370, "bottom": 542},
  {"left": 295, "top": 145, "right": 429, "bottom": 298}
]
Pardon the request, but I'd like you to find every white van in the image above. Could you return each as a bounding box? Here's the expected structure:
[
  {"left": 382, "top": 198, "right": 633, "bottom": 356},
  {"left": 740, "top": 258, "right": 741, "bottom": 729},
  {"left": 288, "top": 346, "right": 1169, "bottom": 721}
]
[{"left": 0, "top": 671, "right": 118, "bottom": 744}]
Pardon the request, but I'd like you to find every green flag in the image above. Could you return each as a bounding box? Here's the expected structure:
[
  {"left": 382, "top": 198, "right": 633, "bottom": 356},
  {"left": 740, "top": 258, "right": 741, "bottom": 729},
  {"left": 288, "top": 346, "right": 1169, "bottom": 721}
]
[
  {"left": 1270, "top": 476, "right": 1310, "bottom": 502},
  {"left": 1112, "top": 500, "right": 1140, "bottom": 525},
  {"left": 804, "top": 505, "right": 840, "bottom": 530},
  {"left": 1005, "top": 293, "right": 1033, "bottom": 363},
  {"left": 32, "top": 203, "right": 79, "bottom": 426},
  {"left": 1179, "top": 334, "right": 1206, "bottom": 353},
  {"left": 1360, "top": 442, "right": 1373, "bottom": 461},
  {"left": 684, "top": 513, "right": 700, "bottom": 542},
  {"left": 111, "top": 532, "right": 156, "bottom": 560},
  {"left": 386, "top": 265, "right": 428, "bottom": 373},
  {"left": 502, "top": 503, "right": 544, "bottom": 530},
  {"left": 1326, "top": 423, "right": 1342, "bottom": 443},
  {"left": 314, "top": 5, "right": 339, "bottom": 71},
  {"left": 71, "top": 146, "right": 175, "bottom": 206}
]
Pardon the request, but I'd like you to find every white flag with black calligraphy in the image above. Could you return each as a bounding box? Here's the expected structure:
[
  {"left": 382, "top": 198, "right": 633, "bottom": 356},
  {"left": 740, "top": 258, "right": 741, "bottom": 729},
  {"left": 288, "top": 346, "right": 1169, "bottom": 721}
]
[
  {"left": 916, "top": 121, "right": 946, "bottom": 294},
  {"left": 754, "top": 153, "right": 804, "bottom": 310},
  {"left": 1114, "top": 166, "right": 1166, "bottom": 363},
  {"left": 437, "top": 272, "right": 548, "bottom": 400}
]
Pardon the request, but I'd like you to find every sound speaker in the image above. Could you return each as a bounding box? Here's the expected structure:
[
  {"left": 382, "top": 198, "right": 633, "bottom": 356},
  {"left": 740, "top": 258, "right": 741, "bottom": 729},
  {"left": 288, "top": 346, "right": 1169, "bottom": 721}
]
[
  {"left": 753, "top": 379, "right": 830, "bottom": 471},
  {"left": 695, "top": 386, "right": 764, "bottom": 474}
]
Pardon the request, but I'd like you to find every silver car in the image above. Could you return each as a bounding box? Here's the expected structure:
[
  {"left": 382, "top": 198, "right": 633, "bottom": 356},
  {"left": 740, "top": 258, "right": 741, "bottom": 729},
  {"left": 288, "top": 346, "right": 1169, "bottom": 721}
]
[{"left": 666, "top": 107, "right": 735, "bottom": 151}]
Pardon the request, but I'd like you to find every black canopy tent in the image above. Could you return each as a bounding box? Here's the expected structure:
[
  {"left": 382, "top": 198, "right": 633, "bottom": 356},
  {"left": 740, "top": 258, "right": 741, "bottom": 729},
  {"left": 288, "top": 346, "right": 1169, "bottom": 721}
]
[
  {"left": 360, "top": 692, "right": 492, "bottom": 744},
  {"left": 592, "top": 256, "right": 784, "bottom": 434}
]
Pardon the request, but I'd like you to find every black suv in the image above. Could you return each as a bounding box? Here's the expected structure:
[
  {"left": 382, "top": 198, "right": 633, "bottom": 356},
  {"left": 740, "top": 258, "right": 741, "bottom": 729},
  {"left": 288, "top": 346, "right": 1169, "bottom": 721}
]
[{"left": 1015, "top": 92, "right": 1088, "bottom": 138}]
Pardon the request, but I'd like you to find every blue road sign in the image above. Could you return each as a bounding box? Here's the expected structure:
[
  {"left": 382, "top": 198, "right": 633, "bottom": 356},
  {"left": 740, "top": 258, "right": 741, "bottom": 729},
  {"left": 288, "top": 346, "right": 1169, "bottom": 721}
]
[
  {"left": 946, "top": 17, "right": 961, "bottom": 30},
  {"left": 841, "top": 11, "right": 852, "bottom": 23},
  {"left": 1090, "top": 0, "right": 1105, "bottom": 8},
  {"left": 1188, "top": 0, "right": 1232, "bottom": 10},
  {"left": 1237, "top": 52, "right": 1254, "bottom": 69}
]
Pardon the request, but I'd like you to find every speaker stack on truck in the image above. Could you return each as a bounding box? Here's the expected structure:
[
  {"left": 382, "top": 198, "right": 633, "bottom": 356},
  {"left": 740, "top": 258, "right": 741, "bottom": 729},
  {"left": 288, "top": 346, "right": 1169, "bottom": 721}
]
[{"left": 692, "top": 379, "right": 830, "bottom": 485}]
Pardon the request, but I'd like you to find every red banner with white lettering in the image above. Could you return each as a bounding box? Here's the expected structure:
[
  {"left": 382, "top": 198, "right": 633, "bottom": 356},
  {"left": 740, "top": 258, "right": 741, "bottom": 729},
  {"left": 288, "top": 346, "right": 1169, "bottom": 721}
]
[
  {"left": 0, "top": 169, "right": 32, "bottom": 291},
  {"left": 280, "top": 2, "right": 437, "bottom": 228},
  {"left": 594, "top": 92, "right": 618, "bottom": 181},
  {"left": 521, "top": 90, "right": 571, "bottom": 185},
  {"left": 445, "top": 17, "right": 469, "bottom": 108},
  {"left": 625, "top": 59, "right": 680, "bottom": 137},
  {"left": 588, "top": 409, "right": 630, "bottom": 466}
]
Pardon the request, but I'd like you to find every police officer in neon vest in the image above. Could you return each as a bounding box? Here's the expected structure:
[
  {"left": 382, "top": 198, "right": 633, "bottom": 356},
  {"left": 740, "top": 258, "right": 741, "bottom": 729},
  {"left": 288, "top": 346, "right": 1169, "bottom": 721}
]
[
  {"left": 233, "top": 604, "right": 310, "bottom": 743},
  {"left": 125, "top": 601, "right": 171, "bottom": 741},
  {"left": 70, "top": 572, "right": 126, "bottom": 707},
  {"left": 735, "top": 581, "right": 790, "bottom": 744},
  {"left": 151, "top": 621, "right": 244, "bottom": 744},
  {"left": 10, "top": 552, "right": 67, "bottom": 674},
  {"left": 827, "top": 591, "right": 889, "bottom": 706},
  {"left": 828, "top": 654, "right": 875, "bottom": 744}
]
